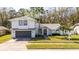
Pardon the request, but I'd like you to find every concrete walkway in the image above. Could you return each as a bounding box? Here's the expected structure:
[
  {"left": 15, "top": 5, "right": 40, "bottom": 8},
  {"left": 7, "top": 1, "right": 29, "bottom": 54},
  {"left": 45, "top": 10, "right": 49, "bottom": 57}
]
[{"left": 0, "top": 39, "right": 27, "bottom": 51}]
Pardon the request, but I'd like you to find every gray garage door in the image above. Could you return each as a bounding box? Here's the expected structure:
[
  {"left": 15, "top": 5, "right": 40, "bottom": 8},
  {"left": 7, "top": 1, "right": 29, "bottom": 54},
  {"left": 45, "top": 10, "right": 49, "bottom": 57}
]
[{"left": 16, "top": 31, "right": 31, "bottom": 38}]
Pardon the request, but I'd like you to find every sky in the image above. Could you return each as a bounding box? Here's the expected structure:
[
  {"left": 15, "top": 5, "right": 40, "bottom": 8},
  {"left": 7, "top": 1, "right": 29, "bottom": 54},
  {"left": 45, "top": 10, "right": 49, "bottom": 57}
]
[
  {"left": 0, "top": 0, "right": 54, "bottom": 11},
  {"left": 0, "top": 0, "right": 31, "bottom": 11},
  {"left": 0, "top": 0, "right": 51, "bottom": 10},
  {"left": 0, "top": 0, "right": 79, "bottom": 11}
]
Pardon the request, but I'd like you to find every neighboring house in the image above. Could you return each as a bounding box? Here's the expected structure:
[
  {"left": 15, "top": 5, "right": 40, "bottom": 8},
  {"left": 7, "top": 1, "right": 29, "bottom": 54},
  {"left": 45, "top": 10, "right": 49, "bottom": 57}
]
[
  {"left": 0, "top": 26, "right": 10, "bottom": 36},
  {"left": 70, "top": 23, "right": 79, "bottom": 34},
  {"left": 9, "top": 16, "right": 61, "bottom": 39}
]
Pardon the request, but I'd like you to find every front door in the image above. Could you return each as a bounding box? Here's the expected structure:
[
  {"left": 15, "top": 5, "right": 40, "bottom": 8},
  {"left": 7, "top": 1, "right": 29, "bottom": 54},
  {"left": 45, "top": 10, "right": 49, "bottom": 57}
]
[{"left": 43, "top": 29, "right": 47, "bottom": 36}]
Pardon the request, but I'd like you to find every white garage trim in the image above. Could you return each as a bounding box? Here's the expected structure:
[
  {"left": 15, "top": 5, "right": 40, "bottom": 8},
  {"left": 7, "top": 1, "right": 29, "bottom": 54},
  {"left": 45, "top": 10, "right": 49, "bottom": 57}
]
[
  {"left": 31, "top": 30, "right": 36, "bottom": 38},
  {"left": 11, "top": 29, "right": 36, "bottom": 38}
]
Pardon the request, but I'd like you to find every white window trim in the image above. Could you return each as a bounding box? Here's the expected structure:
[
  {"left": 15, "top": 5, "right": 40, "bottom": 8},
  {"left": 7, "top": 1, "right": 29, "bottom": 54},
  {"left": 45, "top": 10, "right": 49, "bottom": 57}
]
[{"left": 19, "top": 20, "right": 27, "bottom": 26}]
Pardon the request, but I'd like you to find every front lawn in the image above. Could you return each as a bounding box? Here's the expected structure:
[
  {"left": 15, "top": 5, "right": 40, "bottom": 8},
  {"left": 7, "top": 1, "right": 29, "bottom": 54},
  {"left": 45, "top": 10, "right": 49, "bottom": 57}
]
[
  {"left": 27, "top": 35, "right": 79, "bottom": 49},
  {"left": 0, "top": 34, "right": 11, "bottom": 43},
  {"left": 70, "top": 35, "right": 79, "bottom": 40},
  {"left": 29, "top": 36, "right": 72, "bottom": 43},
  {"left": 29, "top": 35, "right": 79, "bottom": 43},
  {"left": 27, "top": 43, "right": 79, "bottom": 49}
]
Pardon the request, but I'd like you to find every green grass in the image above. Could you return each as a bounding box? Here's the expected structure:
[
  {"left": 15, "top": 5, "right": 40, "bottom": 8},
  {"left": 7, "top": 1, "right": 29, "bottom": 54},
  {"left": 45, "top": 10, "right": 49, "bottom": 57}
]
[
  {"left": 0, "top": 34, "right": 11, "bottom": 43},
  {"left": 27, "top": 43, "right": 79, "bottom": 49},
  {"left": 29, "top": 36, "right": 72, "bottom": 43},
  {"left": 27, "top": 35, "right": 79, "bottom": 49},
  {"left": 29, "top": 35, "right": 79, "bottom": 43},
  {"left": 70, "top": 35, "right": 79, "bottom": 40}
]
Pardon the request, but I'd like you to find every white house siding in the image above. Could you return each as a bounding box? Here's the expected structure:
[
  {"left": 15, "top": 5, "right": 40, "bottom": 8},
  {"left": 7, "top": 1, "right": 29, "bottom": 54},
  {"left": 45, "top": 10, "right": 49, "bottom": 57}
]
[
  {"left": 35, "top": 23, "right": 39, "bottom": 29},
  {"left": 35, "top": 23, "right": 39, "bottom": 35},
  {"left": 11, "top": 30, "right": 16, "bottom": 38},
  {"left": 74, "top": 26, "right": 79, "bottom": 34},
  {"left": 47, "top": 29, "right": 52, "bottom": 35},
  {"left": 35, "top": 28, "right": 38, "bottom": 35},
  {"left": 31, "top": 30, "right": 36, "bottom": 38},
  {"left": 12, "top": 20, "right": 18, "bottom": 29},
  {"left": 59, "top": 30, "right": 63, "bottom": 35},
  {"left": 11, "top": 20, "right": 36, "bottom": 29}
]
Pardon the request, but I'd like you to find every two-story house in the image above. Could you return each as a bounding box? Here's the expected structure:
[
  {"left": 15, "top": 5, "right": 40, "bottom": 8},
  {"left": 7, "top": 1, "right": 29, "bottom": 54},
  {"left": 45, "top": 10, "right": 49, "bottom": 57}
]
[{"left": 9, "top": 16, "right": 61, "bottom": 40}]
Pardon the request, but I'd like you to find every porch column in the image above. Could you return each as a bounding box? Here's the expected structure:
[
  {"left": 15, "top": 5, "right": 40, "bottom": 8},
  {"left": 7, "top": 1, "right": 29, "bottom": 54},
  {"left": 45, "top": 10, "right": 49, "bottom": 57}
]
[{"left": 42, "top": 28, "right": 44, "bottom": 35}]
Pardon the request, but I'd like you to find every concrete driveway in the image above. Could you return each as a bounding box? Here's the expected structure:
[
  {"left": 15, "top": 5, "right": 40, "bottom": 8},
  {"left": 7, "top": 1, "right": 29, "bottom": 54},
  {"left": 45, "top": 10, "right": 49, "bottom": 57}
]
[{"left": 0, "top": 39, "right": 28, "bottom": 51}]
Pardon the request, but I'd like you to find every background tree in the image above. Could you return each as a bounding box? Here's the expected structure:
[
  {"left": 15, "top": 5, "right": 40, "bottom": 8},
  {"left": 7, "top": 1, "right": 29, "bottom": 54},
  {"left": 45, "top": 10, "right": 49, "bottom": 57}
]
[
  {"left": 18, "top": 8, "right": 26, "bottom": 16},
  {"left": 0, "top": 8, "right": 10, "bottom": 27},
  {"left": 8, "top": 8, "right": 16, "bottom": 19}
]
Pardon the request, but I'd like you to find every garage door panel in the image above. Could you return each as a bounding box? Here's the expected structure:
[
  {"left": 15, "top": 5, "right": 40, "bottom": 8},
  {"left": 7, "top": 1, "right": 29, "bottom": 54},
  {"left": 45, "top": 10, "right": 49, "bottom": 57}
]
[{"left": 16, "top": 31, "right": 31, "bottom": 38}]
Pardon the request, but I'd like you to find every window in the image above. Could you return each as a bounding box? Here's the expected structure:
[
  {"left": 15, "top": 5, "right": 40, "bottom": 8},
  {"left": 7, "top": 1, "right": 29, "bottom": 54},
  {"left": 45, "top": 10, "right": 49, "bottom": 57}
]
[
  {"left": 19, "top": 20, "right": 27, "bottom": 26},
  {"left": 39, "top": 28, "right": 42, "bottom": 35}
]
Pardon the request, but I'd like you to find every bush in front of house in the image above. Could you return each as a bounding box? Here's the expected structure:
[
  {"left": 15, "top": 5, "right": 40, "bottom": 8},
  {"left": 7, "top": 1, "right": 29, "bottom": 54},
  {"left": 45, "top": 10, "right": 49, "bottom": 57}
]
[
  {"left": 52, "top": 33, "right": 60, "bottom": 36},
  {"left": 35, "top": 35, "right": 45, "bottom": 39}
]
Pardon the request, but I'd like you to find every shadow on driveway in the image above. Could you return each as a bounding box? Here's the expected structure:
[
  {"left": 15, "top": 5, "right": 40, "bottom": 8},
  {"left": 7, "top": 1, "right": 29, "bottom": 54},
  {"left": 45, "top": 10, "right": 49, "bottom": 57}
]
[{"left": 16, "top": 38, "right": 31, "bottom": 41}]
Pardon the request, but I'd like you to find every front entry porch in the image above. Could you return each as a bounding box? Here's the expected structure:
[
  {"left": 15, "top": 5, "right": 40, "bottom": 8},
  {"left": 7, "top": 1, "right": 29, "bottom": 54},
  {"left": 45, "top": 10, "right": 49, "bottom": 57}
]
[{"left": 38, "top": 28, "right": 47, "bottom": 36}]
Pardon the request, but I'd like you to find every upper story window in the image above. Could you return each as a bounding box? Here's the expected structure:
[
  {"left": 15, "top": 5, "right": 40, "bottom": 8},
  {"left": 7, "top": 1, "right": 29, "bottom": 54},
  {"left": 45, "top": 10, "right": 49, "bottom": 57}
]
[{"left": 19, "top": 20, "right": 27, "bottom": 26}]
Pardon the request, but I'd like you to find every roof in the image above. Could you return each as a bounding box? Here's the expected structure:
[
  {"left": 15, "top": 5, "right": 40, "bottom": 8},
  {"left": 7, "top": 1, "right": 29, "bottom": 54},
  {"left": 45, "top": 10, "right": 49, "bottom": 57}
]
[
  {"left": 9, "top": 16, "right": 37, "bottom": 22},
  {"left": 0, "top": 26, "right": 9, "bottom": 31},
  {"left": 70, "top": 23, "right": 79, "bottom": 29},
  {"left": 74, "top": 23, "right": 79, "bottom": 26},
  {"left": 40, "top": 24, "right": 61, "bottom": 30}
]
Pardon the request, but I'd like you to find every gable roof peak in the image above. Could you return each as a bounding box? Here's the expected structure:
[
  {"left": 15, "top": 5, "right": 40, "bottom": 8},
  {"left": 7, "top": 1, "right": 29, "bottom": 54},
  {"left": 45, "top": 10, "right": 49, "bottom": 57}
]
[{"left": 9, "top": 16, "right": 37, "bottom": 22}]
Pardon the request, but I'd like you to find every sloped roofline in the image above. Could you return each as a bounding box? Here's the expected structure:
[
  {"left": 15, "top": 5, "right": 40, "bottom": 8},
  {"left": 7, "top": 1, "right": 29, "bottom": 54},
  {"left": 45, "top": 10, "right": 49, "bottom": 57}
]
[
  {"left": 0, "top": 26, "right": 10, "bottom": 31},
  {"left": 40, "top": 23, "right": 61, "bottom": 30},
  {"left": 70, "top": 23, "right": 79, "bottom": 29},
  {"left": 9, "top": 16, "right": 37, "bottom": 22}
]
